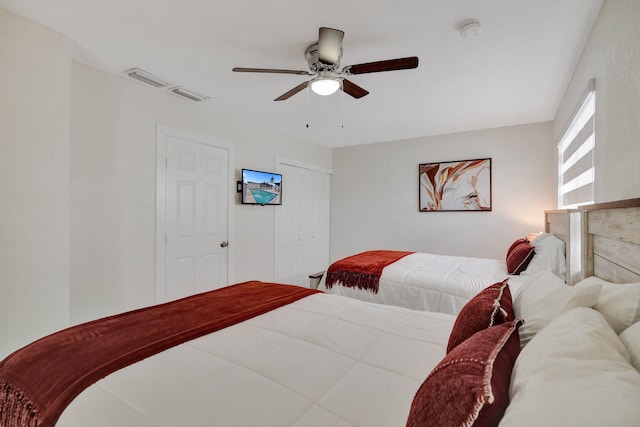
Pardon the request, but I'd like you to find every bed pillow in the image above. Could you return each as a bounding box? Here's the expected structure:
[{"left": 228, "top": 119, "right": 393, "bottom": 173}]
[
  {"left": 575, "top": 276, "right": 640, "bottom": 334},
  {"left": 447, "top": 279, "right": 514, "bottom": 352},
  {"left": 619, "top": 322, "right": 640, "bottom": 371},
  {"left": 506, "top": 238, "right": 528, "bottom": 259},
  {"left": 499, "top": 307, "right": 640, "bottom": 427},
  {"left": 407, "top": 320, "right": 523, "bottom": 427},
  {"left": 520, "top": 233, "right": 566, "bottom": 279},
  {"left": 513, "top": 271, "right": 601, "bottom": 346},
  {"left": 506, "top": 241, "right": 535, "bottom": 275}
]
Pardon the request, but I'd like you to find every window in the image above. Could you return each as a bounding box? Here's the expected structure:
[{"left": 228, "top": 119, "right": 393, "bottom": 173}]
[{"left": 557, "top": 79, "right": 596, "bottom": 208}]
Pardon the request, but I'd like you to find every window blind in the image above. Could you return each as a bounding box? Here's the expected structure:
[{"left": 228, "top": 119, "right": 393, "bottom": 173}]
[{"left": 558, "top": 79, "right": 595, "bottom": 208}]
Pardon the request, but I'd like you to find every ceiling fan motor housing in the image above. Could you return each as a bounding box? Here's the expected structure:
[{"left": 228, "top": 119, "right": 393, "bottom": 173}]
[{"left": 305, "top": 43, "right": 341, "bottom": 72}]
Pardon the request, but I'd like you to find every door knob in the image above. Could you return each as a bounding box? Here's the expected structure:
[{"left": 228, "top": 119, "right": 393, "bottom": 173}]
[{"left": 220, "top": 241, "right": 229, "bottom": 248}]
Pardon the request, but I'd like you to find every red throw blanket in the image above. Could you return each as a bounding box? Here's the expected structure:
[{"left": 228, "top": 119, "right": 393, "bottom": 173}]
[
  {"left": 325, "top": 250, "right": 414, "bottom": 293},
  {"left": 0, "top": 281, "right": 320, "bottom": 427}
]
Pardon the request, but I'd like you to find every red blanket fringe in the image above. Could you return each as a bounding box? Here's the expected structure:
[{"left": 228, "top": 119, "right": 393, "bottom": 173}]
[
  {"left": 0, "top": 281, "right": 319, "bottom": 427},
  {"left": 325, "top": 250, "right": 414, "bottom": 293},
  {"left": 0, "top": 381, "right": 41, "bottom": 427}
]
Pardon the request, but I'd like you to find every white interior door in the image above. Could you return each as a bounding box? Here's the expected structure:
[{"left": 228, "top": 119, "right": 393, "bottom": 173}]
[
  {"left": 275, "top": 162, "right": 330, "bottom": 286},
  {"left": 157, "top": 128, "right": 230, "bottom": 302}
]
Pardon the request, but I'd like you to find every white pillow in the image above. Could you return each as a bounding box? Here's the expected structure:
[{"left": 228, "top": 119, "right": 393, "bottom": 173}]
[
  {"left": 520, "top": 233, "right": 566, "bottom": 279},
  {"left": 513, "top": 271, "right": 601, "bottom": 346},
  {"left": 620, "top": 322, "right": 640, "bottom": 372},
  {"left": 499, "top": 307, "right": 640, "bottom": 427},
  {"left": 576, "top": 276, "right": 640, "bottom": 334}
]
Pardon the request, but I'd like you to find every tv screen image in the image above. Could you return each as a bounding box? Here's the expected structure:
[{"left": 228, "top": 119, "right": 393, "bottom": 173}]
[{"left": 241, "top": 169, "right": 282, "bottom": 205}]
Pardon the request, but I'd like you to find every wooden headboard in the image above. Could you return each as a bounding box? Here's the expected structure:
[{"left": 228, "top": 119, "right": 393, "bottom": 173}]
[
  {"left": 579, "top": 198, "right": 640, "bottom": 284},
  {"left": 545, "top": 208, "right": 582, "bottom": 284},
  {"left": 545, "top": 198, "right": 640, "bottom": 285}
]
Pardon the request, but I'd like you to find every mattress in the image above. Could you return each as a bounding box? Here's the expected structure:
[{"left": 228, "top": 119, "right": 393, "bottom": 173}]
[
  {"left": 57, "top": 293, "right": 454, "bottom": 427},
  {"left": 319, "top": 252, "right": 526, "bottom": 314}
]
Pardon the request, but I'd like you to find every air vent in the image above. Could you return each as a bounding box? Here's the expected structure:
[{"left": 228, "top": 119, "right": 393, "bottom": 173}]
[
  {"left": 123, "top": 68, "right": 171, "bottom": 88},
  {"left": 169, "top": 86, "right": 210, "bottom": 102}
]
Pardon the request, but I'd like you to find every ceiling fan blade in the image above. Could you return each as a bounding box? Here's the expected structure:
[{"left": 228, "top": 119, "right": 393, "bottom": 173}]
[
  {"left": 318, "top": 27, "right": 344, "bottom": 65},
  {"left": 274, "top": 81, "right": 309, "bottom": 101},
  {"left": 341, "top": 79, "right": 369, "bottom": 99},
  {"left": 345, "top": 56, "right": 419, "bottom": 75},
  {"left": 233, "top": 67, "right": 311, "bottom": 76}
]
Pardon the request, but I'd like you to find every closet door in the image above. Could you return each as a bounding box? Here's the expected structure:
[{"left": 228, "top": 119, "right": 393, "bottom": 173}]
[{"left": 275, "top": 163, "right": 330, "bottom": 287}]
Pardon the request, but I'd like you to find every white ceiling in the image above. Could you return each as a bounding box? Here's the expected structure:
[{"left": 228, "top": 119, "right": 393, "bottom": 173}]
[{"left": 0, "top": 0, "right": 603, "bottom": 148}]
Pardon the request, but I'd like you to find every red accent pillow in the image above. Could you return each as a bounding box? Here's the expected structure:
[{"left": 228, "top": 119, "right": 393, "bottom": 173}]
[
  {"left": 447, "top": 279, "right": 514, "bottom": 353},
  {"left": 407, "top": 320, "right": 523, "bottom": 427},
  {"left": 506, "top": 242, "right": 535, "bottom": 274},
  {"left": 506, "top": 238, "right": 528, "bottom": 259}
]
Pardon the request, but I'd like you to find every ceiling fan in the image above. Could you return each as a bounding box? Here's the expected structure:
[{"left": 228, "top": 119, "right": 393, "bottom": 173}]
[{"left": 232, "top": 27, "right": 419, "bottom": 101}]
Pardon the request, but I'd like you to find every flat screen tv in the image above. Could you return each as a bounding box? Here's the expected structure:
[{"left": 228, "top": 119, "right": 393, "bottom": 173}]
[{"left": 241, "top": 169, "right": 282, "bottom": 205}]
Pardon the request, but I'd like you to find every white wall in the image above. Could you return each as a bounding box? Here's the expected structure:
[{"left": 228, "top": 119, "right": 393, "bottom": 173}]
[
  {"left": 553, "top": 0, "right": 640, "bottom": 202},
  {"left": 70, "top": 62, "right": 331, "bottom": 323},
  {"left": 330, "top": 122, "right": 554, "bottom": 261},
  {"left": 0, "top": 9, "right": 71, "bottom": 358}
]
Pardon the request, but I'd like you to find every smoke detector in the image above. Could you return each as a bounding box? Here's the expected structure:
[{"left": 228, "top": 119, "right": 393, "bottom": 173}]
[{"left": 459, "top": 20, "right": 482, "bottom": 37}]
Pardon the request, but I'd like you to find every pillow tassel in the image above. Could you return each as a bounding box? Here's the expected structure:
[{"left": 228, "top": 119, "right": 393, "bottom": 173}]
[{"left": 462, "top": 395, "right": 492, "bottom": 427}]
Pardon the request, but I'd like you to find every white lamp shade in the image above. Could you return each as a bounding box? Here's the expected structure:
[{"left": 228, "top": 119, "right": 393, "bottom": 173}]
[{"left": 310, "top": 77, "right": 340, "bottom": 96}]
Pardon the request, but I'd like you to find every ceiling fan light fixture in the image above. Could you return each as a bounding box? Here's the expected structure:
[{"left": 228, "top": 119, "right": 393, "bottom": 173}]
[{"left": 310, "top": 73, "right": 340, "bottom": 96}]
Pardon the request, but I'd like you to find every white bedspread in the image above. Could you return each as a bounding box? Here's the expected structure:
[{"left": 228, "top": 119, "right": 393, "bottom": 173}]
[
  {"left": 57, "top": 293, "right": 454, "bottom": 427},
  {"left": 319, "top": 253, "right": 526, "bottom": 314}
]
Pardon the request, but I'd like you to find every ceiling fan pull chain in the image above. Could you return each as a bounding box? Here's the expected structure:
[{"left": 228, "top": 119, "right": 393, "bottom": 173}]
[
  {"left": 306, "top": 84, "right": 310, "bottom": 128},
  {"left": 340, "top": 81, "right": 344, "bottom": 129}
]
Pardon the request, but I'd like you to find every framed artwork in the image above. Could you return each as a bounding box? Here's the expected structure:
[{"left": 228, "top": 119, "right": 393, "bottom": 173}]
[{"left": 419, "top": 158, "right": 492, "bottom": 211}]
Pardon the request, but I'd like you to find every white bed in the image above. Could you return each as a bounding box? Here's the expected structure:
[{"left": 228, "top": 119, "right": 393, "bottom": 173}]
[
  {"left": 317, "top": 252, "right": 527, "bottom": 314},
  {"left": 57, "top": 293, "right": 454, "bottom": 427},
  {"left": 317, "top": 232, "right": 567, "bottom": 315},
  {"left": 55, "top": 271, "right": 640, "bottom": 426}
]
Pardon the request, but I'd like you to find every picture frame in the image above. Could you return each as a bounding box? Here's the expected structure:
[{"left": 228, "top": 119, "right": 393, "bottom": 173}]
[{"left": 419, "top": 158, "right": 492, "bottom": 211}]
